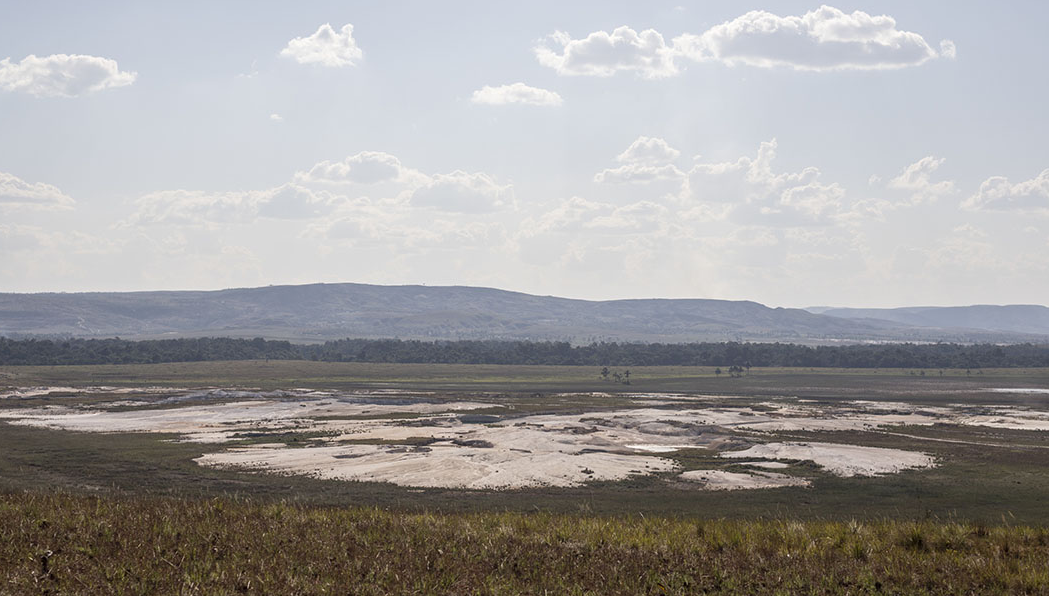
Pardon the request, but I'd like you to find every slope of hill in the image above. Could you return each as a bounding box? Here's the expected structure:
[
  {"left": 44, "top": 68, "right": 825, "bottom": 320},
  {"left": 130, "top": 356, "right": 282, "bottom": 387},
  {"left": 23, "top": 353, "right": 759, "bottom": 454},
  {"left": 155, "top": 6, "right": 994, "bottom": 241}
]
[
  {"left": 0, "top": 283, "right": 1045, "bottom": 343},
  {"left": 816, "top": 305, "right": 1049, "bottom": 336}
]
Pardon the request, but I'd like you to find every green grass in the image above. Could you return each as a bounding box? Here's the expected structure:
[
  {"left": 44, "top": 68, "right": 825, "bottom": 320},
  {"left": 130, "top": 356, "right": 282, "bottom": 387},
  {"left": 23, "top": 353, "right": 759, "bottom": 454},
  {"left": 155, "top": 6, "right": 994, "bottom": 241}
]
[
  {"left": 4, "top": 360, "right": 1049, "bottom": 396},
  {"left": 3, "top": 491, "right": 1049, "bottom": 595}
]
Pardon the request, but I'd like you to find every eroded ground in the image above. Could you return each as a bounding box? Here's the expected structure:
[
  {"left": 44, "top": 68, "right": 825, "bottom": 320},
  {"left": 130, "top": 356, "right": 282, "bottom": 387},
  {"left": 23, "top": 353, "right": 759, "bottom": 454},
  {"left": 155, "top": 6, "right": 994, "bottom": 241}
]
[{"left": 4, "top": 384, "right": 1048, "bottom": 492}]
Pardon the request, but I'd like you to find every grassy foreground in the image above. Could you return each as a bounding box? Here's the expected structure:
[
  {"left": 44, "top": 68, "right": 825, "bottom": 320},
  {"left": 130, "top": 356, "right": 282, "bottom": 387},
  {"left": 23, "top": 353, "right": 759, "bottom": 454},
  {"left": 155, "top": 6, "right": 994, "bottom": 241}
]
[{"left": 3, "top": 492, "right": 1049, "bottom": 595}]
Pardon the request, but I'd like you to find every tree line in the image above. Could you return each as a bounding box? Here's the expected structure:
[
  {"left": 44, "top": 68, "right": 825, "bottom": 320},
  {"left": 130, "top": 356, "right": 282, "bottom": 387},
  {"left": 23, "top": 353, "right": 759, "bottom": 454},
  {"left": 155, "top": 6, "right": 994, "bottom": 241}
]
[{"left": 2, "top": 336, "right": 1049, "bottom": 368}]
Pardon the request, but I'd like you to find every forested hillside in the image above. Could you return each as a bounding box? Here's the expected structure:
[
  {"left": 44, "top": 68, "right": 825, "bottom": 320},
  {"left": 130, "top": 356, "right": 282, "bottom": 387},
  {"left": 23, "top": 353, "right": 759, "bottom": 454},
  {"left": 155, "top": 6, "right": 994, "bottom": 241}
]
[{"left": 3, "top": 336, "right": 1049, "bottom": 369}]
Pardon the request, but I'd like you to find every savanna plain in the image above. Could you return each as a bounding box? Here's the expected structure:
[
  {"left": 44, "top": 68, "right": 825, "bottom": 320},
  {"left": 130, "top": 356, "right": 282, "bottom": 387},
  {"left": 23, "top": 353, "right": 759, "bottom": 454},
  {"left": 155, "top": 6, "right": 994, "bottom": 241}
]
[{"left": 3, "top": 361, "right": 1049, "bottom": 594}]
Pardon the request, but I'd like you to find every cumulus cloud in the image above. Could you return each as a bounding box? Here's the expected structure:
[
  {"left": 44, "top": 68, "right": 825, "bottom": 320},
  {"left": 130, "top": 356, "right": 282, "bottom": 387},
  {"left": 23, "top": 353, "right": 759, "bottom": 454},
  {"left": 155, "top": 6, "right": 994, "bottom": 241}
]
[
  {"left": 594, "top": 136, "right": 686, "bottom": 185},
  {"left": 471, "top": 83, "right": 562, "bottom": 106},
  {"left": 687, "top": 139, "right": 842, "bottom": 225},
  {"left": 281, "top": 23, "right": 362, "bottom": 67},
  {"left": 688, "top": 139, "right": 815, "bottom": 203},
  {"left": 585, "top": 200, "right": 670, "bottom": 232},
  {"left": 128, "top": 184, "right": 341, "bottom": 226},
  {"left": 963, "top": 169, "right": 1049, "bottom": 212},
  {"left": 0, "top": 224, "right": 46, "bottom": 252},
  {"left": 518, "top": 196, "right": 605, "bottom": 238},
  {"left": 295, "top": 151, "right": 424, "bottom": 186},
  {"left": 0, "top": 54, "right": 136, "bottom": 97},
  {"left": 538, "top": 7, "right": 952, "bottom": 77},
  {"left": 256, "top": 184, "right": 343, "bottom": 219},
  {"left": 675, "top": 6, "right": 952, "bottom": 71},
  {"left": 269, "top": 113, "right": 283, "bottom": 122},
  {"left": 535, "top": 26, "right": 678, "bottom": 78},
  {"left": 616, "top": 136, "right": 681, "bottom": 165},
  {"left": 409, "top": 171, "right": 514, "bottom": 213},
  {"left": 0, "top": 172, "right": 75, "bottom": 209},
  {"left": 595, "top": 163, "right": 684, "bottom": 185},
  {"left": 886, "top": 156, "right": 954, "bottom": 203}
]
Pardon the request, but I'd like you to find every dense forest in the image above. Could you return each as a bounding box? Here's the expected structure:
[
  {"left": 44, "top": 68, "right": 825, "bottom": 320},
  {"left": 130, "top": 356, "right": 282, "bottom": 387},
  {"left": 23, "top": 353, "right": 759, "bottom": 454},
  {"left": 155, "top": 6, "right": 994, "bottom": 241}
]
[{"left": 2, "top": 336, "right": 1049, "bottom": 368}]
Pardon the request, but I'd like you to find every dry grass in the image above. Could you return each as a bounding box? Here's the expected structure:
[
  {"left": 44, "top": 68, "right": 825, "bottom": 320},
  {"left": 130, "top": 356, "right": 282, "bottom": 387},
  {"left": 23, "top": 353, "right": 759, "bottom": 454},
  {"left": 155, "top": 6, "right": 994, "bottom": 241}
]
[{"left": 3, "top": 491, "right": 1049, "bottom": 595}]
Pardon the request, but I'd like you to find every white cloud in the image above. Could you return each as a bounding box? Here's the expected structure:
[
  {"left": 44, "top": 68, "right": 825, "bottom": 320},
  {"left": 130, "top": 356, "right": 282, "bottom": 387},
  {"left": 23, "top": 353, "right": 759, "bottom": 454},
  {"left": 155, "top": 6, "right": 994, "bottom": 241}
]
[
  {"left": 517, "top": 196, "right": 605, "bottom": 238},
  {"left": 586, "top": 200, "right": 669, "bottom": 231},
  {"left": 295, "top": 151, "right": 424, "bottom": 186},
  {"left": 616, "top": 136, "right": 680, "bottom": 165},
  {"left": 594, "top": 136, "right": 686, "bottom": 185},
  {"left": 963, "top": 169, "right": 1049, "bottom": 213},
  {"left": 886, "top": 156, "right": 954, "bottom": 203},
  {"left": 688, "top": 139, "right": 816, "bottom": 203},
  {"left": 269, "top": 113, "right": 283, "bottom": 122},
  {"left": 471, "top": 83, "right": 562, "bottom": 106},
  {"left": 127, "top": 184, "right": 341, "bottom": 226},
  {"left": 256, "top": 184, "right": 342, "bottom": 220},
  {"left": 687, "top": 140, "right": 842, "bottom": 225},
  {"left": 675, "top": 6, "right": 952, "bottom": 71},
  {"left": 594, "top": 163, "right": 684, "bottom": 185},
  {"left": 409, "top": 171, "right": 514, "bottom": 213},
  {"left": 281, "top": 23, "right": 362, "bottom": 67},
  {"left": 539, "top": 7, "right": 951, "bottom": 77},
  {"left": 0, "top": 54, "right": 136, "bottom": 97},
  {"left": 772, "top": 180, "right": 845, "bottom": 221},
  {"left": 129, "top": 189, "right": 263, "bottom": 226},
  {"left": 939, "top": 40, "right": 957, "bottom": 60},
  {"left": 0, "top": 224, "right": 46, "bottom": 252},
  {"left": 535, "top": 26, "right": 678, "bottom": 78},
  {"left": 0, "top": 172, "right": 75, "bottom": 209}
]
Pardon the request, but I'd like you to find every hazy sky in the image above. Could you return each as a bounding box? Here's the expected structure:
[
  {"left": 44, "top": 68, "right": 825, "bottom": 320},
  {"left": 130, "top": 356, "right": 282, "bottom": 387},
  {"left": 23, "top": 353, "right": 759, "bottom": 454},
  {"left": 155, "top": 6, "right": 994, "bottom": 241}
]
[{"left": 2, "top": 1, "right": 1047, "bottom": 307}]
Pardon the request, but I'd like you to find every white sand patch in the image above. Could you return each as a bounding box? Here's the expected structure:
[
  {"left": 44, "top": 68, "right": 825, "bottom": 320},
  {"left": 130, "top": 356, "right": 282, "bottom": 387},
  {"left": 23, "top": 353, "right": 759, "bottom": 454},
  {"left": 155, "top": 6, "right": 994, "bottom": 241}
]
[
  {"left": 0, "top": 386, "right": 83, "bottom": 398},
  {"left": 0, "top": 386, "right": 174, "bottom": 399},
  {"left": 197, "top": 443, "right": 677, "bottom": 489},
  {"left": 953, "top": 407, "right": 1049, "bottom": 431},
  {"left": 0, "top": 398, "right": 496, "bottom": 441},
  {"left": 722, "top": 442, "right": 935, "bottom": 477},
  {"left": 626, "top": 444, "right": 694, "bottom": 453},
  {"left": 12, "top": 389, "right": 1044, "bottom": 490},
  {"left": 679, "top": 469, "right": 809, "bottom": 490}
]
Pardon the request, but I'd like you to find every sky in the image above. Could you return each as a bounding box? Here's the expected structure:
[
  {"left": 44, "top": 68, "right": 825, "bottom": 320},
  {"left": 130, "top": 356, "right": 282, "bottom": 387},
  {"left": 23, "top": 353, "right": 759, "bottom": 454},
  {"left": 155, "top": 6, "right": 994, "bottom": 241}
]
[{"left": 1, "top": 1, "right": 1048, "bottom": 307}]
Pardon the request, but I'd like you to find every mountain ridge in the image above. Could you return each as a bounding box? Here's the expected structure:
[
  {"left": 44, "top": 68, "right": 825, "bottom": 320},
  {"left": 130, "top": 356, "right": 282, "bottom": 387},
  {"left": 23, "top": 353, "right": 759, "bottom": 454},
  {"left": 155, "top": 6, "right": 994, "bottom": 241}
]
[{"left": 1, "top": 282, "right": 1046, "bottom": 344}]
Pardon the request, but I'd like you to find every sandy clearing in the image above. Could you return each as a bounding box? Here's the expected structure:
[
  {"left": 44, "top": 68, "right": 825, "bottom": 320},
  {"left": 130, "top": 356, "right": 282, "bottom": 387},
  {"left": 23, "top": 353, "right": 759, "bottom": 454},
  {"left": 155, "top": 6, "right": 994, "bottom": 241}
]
[
  {"left": 679, "top": 469, "right": 809, "bottom": 490},
  {"left": 4, "top": 390, "right": 1013, "bottom": 489},
  {"left": 721, "top": 442, "right": 935, "bottom": 477},
  {"left": 0, "top": 386, "right": 178, "bottom": 399},
  {"left": 0, "top": 398, "right": 496, "bottom": 440},
  {"left": 626, "top": 444, "right": 695, "bottom": 453},
  {"left": 197, "top": 443, "right": 677, "bottom": 489},
  {"left": 949, "top": 406, "right": 1049, "bottom": 431}
]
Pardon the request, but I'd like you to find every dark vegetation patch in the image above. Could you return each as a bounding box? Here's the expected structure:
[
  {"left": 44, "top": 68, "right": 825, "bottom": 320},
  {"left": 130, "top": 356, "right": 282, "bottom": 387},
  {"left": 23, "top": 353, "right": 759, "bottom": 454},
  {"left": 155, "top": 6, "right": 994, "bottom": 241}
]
[
  {"left": 3, "top": 491, "right": 1049, "bottom": 595},
  {"left": 4, "top": 335, "right": 1049, "bottom": 369}
]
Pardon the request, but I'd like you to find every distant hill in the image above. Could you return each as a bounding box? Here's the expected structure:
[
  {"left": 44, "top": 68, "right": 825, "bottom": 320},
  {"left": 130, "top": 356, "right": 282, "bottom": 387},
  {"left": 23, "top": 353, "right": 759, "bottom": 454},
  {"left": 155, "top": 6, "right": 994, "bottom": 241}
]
[
  {"left": 1, "top": 283, "right": 1046, "bottom": 344},
  {"left": 815, "top": 305, "right": 1049, "bottom": 336}
]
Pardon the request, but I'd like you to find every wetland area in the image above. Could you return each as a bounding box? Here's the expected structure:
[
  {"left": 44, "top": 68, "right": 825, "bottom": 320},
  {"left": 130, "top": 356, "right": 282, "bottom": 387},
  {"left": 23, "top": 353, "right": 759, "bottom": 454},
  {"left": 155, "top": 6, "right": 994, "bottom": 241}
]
[
  {"left": 5, "top": 361, "right": 1049, "bottom": 594},
  {"left": 2, "top": 361, "right": 1048, "bottom": 522}
]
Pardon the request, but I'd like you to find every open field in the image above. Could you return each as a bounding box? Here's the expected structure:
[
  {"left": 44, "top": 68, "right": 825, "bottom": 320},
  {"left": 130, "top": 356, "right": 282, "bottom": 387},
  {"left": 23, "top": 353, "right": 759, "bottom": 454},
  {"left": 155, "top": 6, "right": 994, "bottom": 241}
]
[
  {"left": 5, "top": 491, "right": 1049, "bottom": 595},
  {"left": 4, "top": 359, "right": 1049, "bottom": 394},
  {"left": 2, "top": 362, "right": 1049, "bottom": 522},
  {"left": 3, "top": 362, "right": 1049, "bottom": 593}
]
